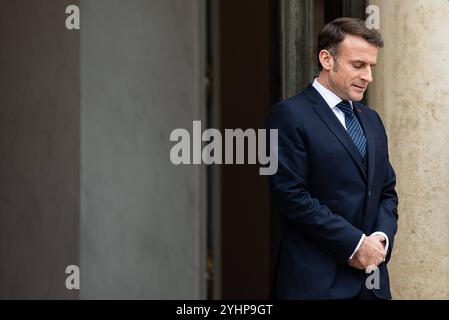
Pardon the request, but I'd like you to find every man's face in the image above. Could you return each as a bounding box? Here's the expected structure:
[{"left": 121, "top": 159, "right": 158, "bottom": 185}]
[{"left": 327, "top": 34, "right": 378, "bottom": 101}]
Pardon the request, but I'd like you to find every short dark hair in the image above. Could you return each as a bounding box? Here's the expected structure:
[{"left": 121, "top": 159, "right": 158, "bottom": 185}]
[{"left": 317, "top": 17, "right": 384, "bottom": 70}]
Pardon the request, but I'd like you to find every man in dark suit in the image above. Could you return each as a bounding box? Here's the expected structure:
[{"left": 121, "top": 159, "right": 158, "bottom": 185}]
[{"left": 267, "top": 18, "right": 398, "bottom": 300}]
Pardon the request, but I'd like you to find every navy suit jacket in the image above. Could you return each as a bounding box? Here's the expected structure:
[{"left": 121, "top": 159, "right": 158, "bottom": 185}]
[{"left": 267, "top": 84, "right": 398, "bottom": 299}]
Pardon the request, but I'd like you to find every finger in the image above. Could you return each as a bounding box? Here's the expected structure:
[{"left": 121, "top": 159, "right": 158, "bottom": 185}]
[
  {"left": 358, "top": 256, "right": 368, "bottom": 269},
  {"left": 372, "top": 244, "right": 386, "bottom": 255},
  {"left": 365, "top": 264, "right": 378, "bottom": 273},
  {"left": 373, "top": 234, "right": 386, "bottom": 242},
  {"left": 354, "top": 264, "right": 364, "bottom": 270},
  {"left": 372, "top": 251, "right": 386, "bottom": 263},
  {"left": 371, "top": 240, "right": 385, "bottom": 251}
]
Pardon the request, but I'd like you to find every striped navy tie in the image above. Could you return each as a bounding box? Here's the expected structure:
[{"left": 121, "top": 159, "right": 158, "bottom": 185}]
[{"left": 337, "top": 100, "right": 366, "bottom": 159}]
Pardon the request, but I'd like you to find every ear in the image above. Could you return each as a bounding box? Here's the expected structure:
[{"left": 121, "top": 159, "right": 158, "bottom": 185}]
[{"left": 319, "top": 50, "right": 334, "bottom": 71}]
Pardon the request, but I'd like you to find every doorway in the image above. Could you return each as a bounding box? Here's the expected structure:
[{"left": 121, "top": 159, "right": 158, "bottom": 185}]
[{"left": 206, "top": 0, "right": 367, "bottom": 299}]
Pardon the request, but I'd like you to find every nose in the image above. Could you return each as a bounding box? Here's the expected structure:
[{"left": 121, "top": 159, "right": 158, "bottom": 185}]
[{"left": 361, "top": 66, "right": 373, "bottom": 83}]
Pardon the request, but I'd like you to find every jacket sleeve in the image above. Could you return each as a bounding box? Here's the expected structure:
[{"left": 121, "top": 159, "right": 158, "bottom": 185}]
[
  {"left": 267, "top": 102, "right": 364, "bottom": 265},
  {"left": 372, "top": 111, "right": 399, "bottom": 264}
]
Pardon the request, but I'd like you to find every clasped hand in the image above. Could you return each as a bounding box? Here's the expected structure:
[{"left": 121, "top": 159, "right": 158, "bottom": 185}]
[{"left": 348, "top": 234, "right": 386, "bottom": 271}]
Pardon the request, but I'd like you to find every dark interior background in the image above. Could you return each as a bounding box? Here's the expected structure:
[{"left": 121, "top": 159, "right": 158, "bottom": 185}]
[{"left": 212, "top": 0, "right": 366, "bottom": 299}]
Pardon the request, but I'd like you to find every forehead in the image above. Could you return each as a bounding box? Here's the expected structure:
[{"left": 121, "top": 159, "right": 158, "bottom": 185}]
[{"left": 339, "top": 34, "right": 378, "bottom": 63}]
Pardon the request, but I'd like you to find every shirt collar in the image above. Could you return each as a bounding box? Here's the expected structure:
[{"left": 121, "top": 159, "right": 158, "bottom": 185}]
[{"left": 312, "top": 78, "right": 353, "bottom": 110}]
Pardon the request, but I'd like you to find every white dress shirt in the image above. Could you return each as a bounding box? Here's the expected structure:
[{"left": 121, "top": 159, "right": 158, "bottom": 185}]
[{"left": 312, "top": 78, "right": 389, "bottom": 261}]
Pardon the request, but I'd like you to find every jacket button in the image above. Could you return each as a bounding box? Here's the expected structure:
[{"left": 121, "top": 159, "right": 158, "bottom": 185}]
[{"left": 368, "top": 189, "right": 371, "bottom": 197}]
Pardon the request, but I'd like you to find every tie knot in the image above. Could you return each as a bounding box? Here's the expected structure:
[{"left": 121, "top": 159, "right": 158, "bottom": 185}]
[{"left": 337, "top": 100, "right": 353, "bottom": 116}]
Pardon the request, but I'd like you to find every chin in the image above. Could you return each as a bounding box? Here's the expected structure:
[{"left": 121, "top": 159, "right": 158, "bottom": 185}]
[{"left": 349, "top": 92, "right": 364, "bottom": 102}]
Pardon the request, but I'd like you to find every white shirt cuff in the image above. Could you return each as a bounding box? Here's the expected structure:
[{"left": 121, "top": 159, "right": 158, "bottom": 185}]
[{"left": 349, "top": 234, "right": 366, "bottom": 260}]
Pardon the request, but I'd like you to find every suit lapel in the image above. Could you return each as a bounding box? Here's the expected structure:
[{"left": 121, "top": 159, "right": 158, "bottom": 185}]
[{"left": 304, "top": 85, "right": 367, "bottom": 181}]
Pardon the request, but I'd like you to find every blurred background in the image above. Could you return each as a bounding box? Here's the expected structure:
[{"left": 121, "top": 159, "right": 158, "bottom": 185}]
[{"left": 0, "top": 0, "right": 448, "bottom": 299}]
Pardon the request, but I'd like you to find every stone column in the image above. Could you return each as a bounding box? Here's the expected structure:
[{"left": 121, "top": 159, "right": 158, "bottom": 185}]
[
  {"left": 279, "top": 0, "right": 316, "bottom": 98},
  {"left": 368, "top": 0, "right": 449, "bottom": 299}
]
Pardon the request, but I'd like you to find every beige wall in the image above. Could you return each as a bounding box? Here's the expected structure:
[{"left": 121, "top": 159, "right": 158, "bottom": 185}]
[{"left": 369, "top": 0, "right": 449, "bottom": 299}]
